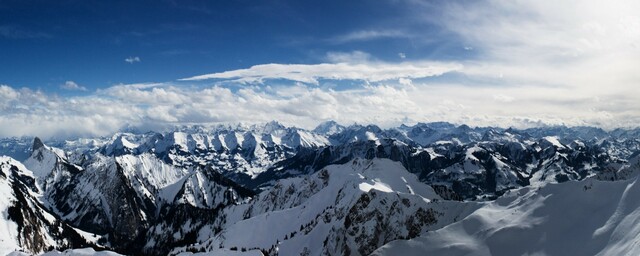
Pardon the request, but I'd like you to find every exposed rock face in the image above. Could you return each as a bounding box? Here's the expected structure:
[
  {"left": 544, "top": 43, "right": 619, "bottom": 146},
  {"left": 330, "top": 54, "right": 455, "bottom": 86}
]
[
  {"left": 0, "top": 122, "right": 638, "bottom": 255},
  {"left": 32, "top": 137, "right": 45, "bottom": 151},
  {"left": 19, "top": 139, "right": 256, "bottom": 255},
  {"left": 0, "top": 157, "right": 97, "bottom": 255}
]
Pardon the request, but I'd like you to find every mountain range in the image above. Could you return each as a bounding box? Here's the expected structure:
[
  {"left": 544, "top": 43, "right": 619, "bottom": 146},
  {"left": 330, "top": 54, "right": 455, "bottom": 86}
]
[{"left": 1, "top": 121, "right": 639, "bottom": 255}]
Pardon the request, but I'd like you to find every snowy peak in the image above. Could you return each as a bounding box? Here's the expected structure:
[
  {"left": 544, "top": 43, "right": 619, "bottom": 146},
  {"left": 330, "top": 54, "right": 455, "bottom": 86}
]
[
  {"left": 1, "top": 122, "right": 640, "bottom": 255},
  {"left": 174, "top": 158, "right": 466, "bottom": 256},
  {"left": 0, "top": 157, "right": 97, "bottom": 255},
  {"left": 0, "top": 156, "right": 34, "bottom": 180},
  {"left": 328, "top": 124, "right": 385, "bottom": 145},
  {"left": 101, "top": 134, "right": 138, "bottom": 156},
  {"left": 23, "top": 138, "right": 78, "bottom": 182},
  {"left": 541, "top": 136, "right": 566, "bottom": 149},
  {"left": 260, "top": 120, "right": 287, "bottom": 135},
  {"left": 313, "top": 120, "right": 346, "bottom": 135}
]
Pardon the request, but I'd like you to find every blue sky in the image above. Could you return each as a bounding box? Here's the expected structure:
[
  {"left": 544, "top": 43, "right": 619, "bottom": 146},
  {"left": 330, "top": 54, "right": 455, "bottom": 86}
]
[
  {"left": 1, "top": 0, "right": 639, "bottom": 138},
  {"left": 0, "top": 0, "right": 464, "bottom": 91}
]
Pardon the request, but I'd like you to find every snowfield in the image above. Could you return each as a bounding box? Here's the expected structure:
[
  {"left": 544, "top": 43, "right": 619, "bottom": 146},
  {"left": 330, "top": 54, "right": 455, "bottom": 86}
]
[{"left": 373, "top": 175, "right": 640, "bottom": 256}]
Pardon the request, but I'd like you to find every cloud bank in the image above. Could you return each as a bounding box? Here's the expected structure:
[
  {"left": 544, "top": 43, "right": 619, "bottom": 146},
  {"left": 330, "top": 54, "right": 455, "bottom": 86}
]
[
  {"left": 1, "top": 74, "right": 635, "bottom": 139},
  {"left": 430, "top": 0, "right": 640, "bottom": 116},
  {"left": 1, "top": 0, "right": 639, "bottom": 139}
]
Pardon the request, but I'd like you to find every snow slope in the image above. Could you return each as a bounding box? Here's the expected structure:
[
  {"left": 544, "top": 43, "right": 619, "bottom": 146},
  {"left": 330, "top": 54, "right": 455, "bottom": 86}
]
[
  {"left": 38, "top": 248, "right": 124, "bottom": 256},
  {"left": 173, "top": 158, "right": 479, "bottom": 256},
  {"left": 373, "top": 174, "right": 640, "bottom": 256},
  {"left": 2, "top": 122, "right": 640, "bottom": 255},
  {"left": 0, "top": 157, "right": 97, "bottom": 255}
]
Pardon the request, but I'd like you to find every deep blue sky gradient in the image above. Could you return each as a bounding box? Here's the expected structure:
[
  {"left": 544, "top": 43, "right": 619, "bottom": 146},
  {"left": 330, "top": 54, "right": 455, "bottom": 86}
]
[{"left": 0, "top": 0, "right": 466, "bottom": 92}]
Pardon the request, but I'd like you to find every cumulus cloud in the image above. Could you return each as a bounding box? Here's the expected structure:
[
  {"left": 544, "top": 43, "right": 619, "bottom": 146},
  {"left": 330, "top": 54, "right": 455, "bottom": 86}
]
[
  {"left": 180, "top": 60, "right": 462, "bottom": 84},
  {"left": 2, "top": 1, "right": 639, "bottom": 139},
  {"left": 2, "top": 76, "right": 638, "bottom": 139},
  {"left": 125, "top": 56, "right": 141, "bottom": 63},
  {"left": 398, "top": 78, "right": 413, "bottom": 86},
  {"left": 60, "top": 81, "right": 87, "bottom": 91}
]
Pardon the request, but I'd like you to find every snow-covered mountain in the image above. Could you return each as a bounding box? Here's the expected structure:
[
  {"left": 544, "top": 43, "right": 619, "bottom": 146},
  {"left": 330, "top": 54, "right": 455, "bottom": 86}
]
[
  {"left": 171, "top": 158, "right": 479, "bottom": 256},
  {"left": 0, "top": 157, "right": 102, "bottom": 255},
  {"left": 0, "top": 121, "right": 638, "bottom": 255},
  {"left": 372, "top": 172, "right": 640, "bottom": 256}
]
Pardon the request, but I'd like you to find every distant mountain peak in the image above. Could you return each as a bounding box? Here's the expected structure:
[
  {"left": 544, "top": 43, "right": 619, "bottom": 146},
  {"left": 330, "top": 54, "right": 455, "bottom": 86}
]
[
  {"left": 261, "top": 120, "right": 287, "bottom": 134},
  {"left": 32, "top": 136, "right": 45, "bottom": 151},
  {"left": 313, "top": 120, "right": 345, "bottom": 135}
]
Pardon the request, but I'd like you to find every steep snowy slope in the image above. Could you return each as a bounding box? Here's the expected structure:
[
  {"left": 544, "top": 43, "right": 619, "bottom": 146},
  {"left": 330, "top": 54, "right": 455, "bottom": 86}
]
[
  {"left": 373, "top": 174, "right": 640, "bottom": 256},
  {"left": 0, "top": 157, "right": 97, "bottom": 255},
  {"left": 254, "top": 133, "right": 615, "bottom": 200},
  {"left": 141, "top": 165, "right": 256, "bottom": 255},
  {"left": 22, "top": 138, "right": 255, "bottom": 255},
  {"left": 173, "top": 159, "right": 480, "bottom": 256},
  {"left": 1, "top": 122, "right": 639, "bottom": 255},
  {"left": 8, "top": 122, "right": 639, "bottom": 196}
]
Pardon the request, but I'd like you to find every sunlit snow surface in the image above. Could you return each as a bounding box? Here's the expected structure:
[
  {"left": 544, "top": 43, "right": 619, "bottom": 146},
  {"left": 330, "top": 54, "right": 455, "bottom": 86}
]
[
  {"left": 172, "top": 158, "right": 479, "bottom": 256},
  {"left": 1, "top": 122, "right": 639, "bottom": 255},
  {"left": 373, "top": 175, "right": 640, "bottom": 256}
]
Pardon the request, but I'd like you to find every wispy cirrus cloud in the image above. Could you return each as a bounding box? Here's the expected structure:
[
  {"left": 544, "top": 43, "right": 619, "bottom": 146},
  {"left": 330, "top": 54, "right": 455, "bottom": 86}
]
[
  {"left": 388, "top": 0, "right": 640, "bottom": 129},
  {"left": 180, "top": 57, "right": 462, "bottom": 84},
  {"left": 430, "top": 0, "right": 640, "bottom": 97},
  {"left": 329, "top": 29, "right": 411, "bottom": 44}
]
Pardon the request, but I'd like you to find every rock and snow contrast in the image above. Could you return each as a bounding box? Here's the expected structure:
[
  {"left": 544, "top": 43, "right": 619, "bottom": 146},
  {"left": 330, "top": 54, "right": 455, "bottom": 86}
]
[{"left": 0, "top": 121, "right": 639, "bottom": 255}]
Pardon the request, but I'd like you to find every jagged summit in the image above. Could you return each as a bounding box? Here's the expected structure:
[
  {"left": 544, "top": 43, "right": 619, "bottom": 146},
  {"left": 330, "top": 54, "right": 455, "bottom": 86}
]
[
  {"left": 0, "top": 122, "right": 639, "bottom": 255},
  {"left": 32, "top": 136, "right": 45, "bottom": 151},
  {"left": 261, "top": 120, "right": 287, "bottom": 134},
  {"left": 313, "top": 120, "right": 346, "bottom": 135}
]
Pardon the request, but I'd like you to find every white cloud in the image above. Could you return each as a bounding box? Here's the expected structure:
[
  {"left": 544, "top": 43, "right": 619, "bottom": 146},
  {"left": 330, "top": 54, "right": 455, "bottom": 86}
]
[
  {"left": 180, "top": 60, "right": 462, "bottom": 84},
  {"left": 492, "top": 94, "right": 514, "bottom": 103},
  {"left": 434, "top": 0, "right": 640, "bottom": 92},
  {"left": 394, "top": 0, "right": 640, "bottom": 128},
  {"left": 60, "top": 81, "right": 87, "bottom": 91},
  {"left": 329, "top": 29, "right": 411, "bottom": 44},
  {"left": 125, "top": 56, "right": 141, "bottom": 63},
  {"left": 2, "top": 76, "right": 638, "bottom": 139},
  {"left": 325, "top": 51, "right": 372, "bottom": 63},
  {"left": 2, "top": 1, "right": 639, "bottom": 139},
  {"left": 398, "top": 52, "right": 406, "bottom": 59},
  {"left": 398, "top": 78, "right": 412, "bottom": 86}
]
